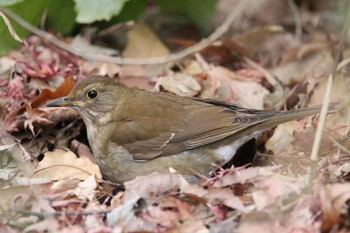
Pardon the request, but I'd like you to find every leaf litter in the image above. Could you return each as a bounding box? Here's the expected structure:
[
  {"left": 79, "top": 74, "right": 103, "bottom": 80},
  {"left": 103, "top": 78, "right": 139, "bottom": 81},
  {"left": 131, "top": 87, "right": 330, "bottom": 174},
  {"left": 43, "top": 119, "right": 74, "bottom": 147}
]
[{"left": 1, "top": 2, "right": 350, "bottom": 232}]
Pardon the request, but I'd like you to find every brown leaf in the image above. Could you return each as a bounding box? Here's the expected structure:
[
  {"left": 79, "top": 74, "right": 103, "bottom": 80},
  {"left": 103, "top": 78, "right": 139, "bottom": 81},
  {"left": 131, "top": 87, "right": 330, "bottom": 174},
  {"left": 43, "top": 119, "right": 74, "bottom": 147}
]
[
  {"left": 154, "top": 73, "right": 201, "bottom": 97},
  {"left": 122, "top": 172, "right": 189, "bottom": 203},
  {"left": 122, "top": 23, "right": 169, "bottom": 59},
  {"left": 32, "top": 149, "right": 102, "bottom": 180},
  {"left": 31, "top": 76, "right": 76, "bottom": 108},
  {"left": 320, "top": 184, "right": 350, "bottom": 231},
  {"left": 183, "top": 185, "right": 247, "bottom": 212}
]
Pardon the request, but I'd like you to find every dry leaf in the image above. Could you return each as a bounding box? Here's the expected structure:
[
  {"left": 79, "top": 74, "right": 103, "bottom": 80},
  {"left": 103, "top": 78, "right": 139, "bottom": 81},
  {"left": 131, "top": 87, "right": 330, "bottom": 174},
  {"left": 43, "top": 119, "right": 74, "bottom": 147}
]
[
  {"left": 183, "top": 185, "right": 247, "bottom": 212},
  {"left": 320, "top": 184, "right": 350, "bottom": 231},
  {"left": 231, "top": 80, "right": 269, "bottom": 109},
  {"left": 68, "top": 175, "right": 97, "bottom": 201},
  {"left": 79, "top": 60, "right": 121, "bottom": 77},
  {"left": 107, "top": 198, "right": 148, "bottom": 227},
  {"left": 265, "top": 121, "right": 300, "bottom": 155},
  {"left": 154, "top": 73, "right": 201, "bottom": 97},
  {"left": 232, "top": 25, "right": 284, "bottom": 57},
  {"left": 252, "top": 174, "right": 305, "bottom": 210},
  {"left": 31, "top": 76, "right": 76, "bottom": 108},
  {"left": 122, "top": 23, "right": 169, "bottom": 58},
  {"left": 143, "top": 196, "right": 209, "bottom": 232},
  {"left": 122, "top": 172, "right": 189, "bottom": 203},
  {"left": 271, "top": 45, "right": 333, "bottom": 85},
  {"left": 212, "top": 167, "right": 277, "bottom": 188},
  {"left": 32, "top": 149, "right": 102, "bottom": 180}
]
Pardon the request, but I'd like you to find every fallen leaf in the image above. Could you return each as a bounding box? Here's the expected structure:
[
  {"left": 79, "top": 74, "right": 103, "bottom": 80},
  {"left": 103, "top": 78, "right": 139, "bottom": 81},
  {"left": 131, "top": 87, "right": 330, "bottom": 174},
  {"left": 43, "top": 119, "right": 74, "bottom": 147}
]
[
  {"left": 265, "top": 121, "right": 300, "bottom": 155},
  {"left": 31, "top": 76, "right": 76, "bottom": 108},
  {"left": 143, "top": 196, "right": 209, "bottom": 232},
  {"left": 122, "top": 172, "right": 189, "bottom": 203},
  {"left": 68, "top": 175, "right": 97, "bottom": 201},
  {"left": 183, "top": 185, "right": 247, "bottom": 213},
  {"left": 320, "top": 184, "right": 350, "bottom": 231},
  {"left": 32, "top": 149, "right": 102, "bottom": 180},
  {"left": 231, "top": 79, "right": 269, "bottom": 109},
  {"left": 154, "top": 73, "right": 201, "bottom": 97},
  {"left": 79, "top": 60, "right": 121, "bottom": 77},
  {"left": 107, "top": 198, "right": 148, "bottom": 228},
  {"left": 122, "top": 23, "right": 169, "bottom": 59}
]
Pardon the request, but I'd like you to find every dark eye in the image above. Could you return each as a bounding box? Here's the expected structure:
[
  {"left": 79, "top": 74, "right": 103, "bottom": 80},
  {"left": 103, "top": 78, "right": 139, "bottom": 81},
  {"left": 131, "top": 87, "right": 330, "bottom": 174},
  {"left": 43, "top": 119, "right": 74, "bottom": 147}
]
[{"left": 86, "top": 90, "right": 98, "bottom": 99}]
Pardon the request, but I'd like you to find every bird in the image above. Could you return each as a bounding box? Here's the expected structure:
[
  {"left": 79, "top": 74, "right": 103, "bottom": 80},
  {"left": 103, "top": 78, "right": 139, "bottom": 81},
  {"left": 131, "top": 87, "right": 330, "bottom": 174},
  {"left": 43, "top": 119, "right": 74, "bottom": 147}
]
[{"left": 48, "top": 75, "right": 334, "bottom": 183}]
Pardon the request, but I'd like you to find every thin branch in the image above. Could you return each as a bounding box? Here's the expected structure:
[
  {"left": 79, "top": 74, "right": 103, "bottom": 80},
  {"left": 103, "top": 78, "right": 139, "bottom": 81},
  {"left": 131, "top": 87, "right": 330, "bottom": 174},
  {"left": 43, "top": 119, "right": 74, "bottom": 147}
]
[
  {"left": 13, "top": 208, "right": 111, "bottom": 218},
  {"left": 0, "top": 9, "right": 22, "bottom": 42},
  {"left": 0, "top": 1, "right": 247, "bottom": 65}
]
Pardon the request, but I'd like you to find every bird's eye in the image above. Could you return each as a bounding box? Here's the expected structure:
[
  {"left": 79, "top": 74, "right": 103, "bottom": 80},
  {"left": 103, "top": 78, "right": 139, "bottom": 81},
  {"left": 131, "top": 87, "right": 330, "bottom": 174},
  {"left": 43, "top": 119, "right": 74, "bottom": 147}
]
[{"left": 86, "top": 90, "right": 98, "bottom": 99}]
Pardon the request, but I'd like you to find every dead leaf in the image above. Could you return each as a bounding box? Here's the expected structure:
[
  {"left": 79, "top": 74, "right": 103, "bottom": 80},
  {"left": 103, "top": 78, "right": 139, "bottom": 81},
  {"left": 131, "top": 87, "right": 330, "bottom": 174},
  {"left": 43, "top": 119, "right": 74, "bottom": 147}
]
[
  {"left": 154, "top": 73, "right": 201, "bottom": 97},
  {"left": 292, "top": 127, "right": 336, "bottom": 156},
  {"left": 231, "top": 79, "right": 269, "bottom": 109},
  {"left": 68, "top": 175, "right": 97, "bottom": 201},
  {"left": 32, "top": 149, "right": 102, "bottom": 180},
  {"left": 143, "top": 196, "right": 209, "bottom": 232},
  {"left": 122, "top": 172, "right": 189, "bottom": 203},
  {"left": 212, "top": 167, "right": 277, "bottom": 188},
  {"left": 107, "top": 198, "right": 148, "bottom": 227},
  {"left": 265, "top": 121, "right": 301, "bottom": 155},
  {"left": 232, "top": 25, "right": 284, "bottom": 57},
  {"left": 31, "top": 76, "right": 76, "bottom": 108},
  {"left": 79, "top": 60, "right": 121, "bottom": 77},
  {"left": 320, "top": 184, "right": 350, "bottom": 231},
  {"left": 271, "top": 45, "right": 333, "bottom": 85},
  {"left": 122, "top": 23, "right": 169, "bottom": 58},
  {"left": 183, "top": 185, "right": 247, "bottom": 213},
  {"left": 252, "top": 174, "right": 304, "bottom": 210},
  {"left": 24, "top": 106, "right": 55, "bottom": 135}
]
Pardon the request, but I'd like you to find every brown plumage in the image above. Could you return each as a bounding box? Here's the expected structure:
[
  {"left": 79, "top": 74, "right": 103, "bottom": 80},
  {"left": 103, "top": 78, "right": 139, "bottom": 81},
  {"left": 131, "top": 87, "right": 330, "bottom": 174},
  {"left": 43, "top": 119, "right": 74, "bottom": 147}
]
[{"left": 48, "top": 76, "right": 334, "bottom": 183}]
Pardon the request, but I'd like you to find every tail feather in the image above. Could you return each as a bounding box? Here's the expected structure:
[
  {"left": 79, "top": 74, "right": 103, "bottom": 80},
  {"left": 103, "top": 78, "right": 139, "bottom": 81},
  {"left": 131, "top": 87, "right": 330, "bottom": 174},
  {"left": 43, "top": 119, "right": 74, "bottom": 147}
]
[{"left": 232, "top": 102, "right": 338, "bottom": 141}]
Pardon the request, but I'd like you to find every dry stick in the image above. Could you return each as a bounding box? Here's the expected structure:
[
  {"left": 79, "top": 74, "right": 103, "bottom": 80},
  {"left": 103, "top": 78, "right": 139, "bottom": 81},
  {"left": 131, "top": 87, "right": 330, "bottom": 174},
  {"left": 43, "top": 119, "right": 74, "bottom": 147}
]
[
  {"left": 244, "top": 57, "right": 283, "bottom": 93},
  {"left": 13, "top": 208, "right": 111, "bottom": 218},
  {"left": 0, "top": 9, "right": 22, "bottom": 42},
  {"left": 287, "top": 0, "right": 302, "bottom": 43},
  {"left": 0, "top": 1, "right": 247, "bottom": 65},
  {"left": 307, "top": 2, "right": 350, "bottom": 190}
]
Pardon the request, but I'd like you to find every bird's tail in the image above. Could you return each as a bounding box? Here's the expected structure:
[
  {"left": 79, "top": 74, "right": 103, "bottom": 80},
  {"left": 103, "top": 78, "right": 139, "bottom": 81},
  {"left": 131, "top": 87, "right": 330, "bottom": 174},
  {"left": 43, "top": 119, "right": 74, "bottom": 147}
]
[{"left": 237, "top": 102, "right": 338, "bottom": 139}]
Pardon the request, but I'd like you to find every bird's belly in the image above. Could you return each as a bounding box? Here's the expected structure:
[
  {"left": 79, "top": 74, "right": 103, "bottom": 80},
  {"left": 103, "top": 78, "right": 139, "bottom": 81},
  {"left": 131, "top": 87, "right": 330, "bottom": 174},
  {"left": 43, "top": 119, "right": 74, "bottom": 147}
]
[
  {"left": 93, "top": 138, "right": 257, "bottom": 183},
  {"left": 88, "top": 124, "right": 261, "bottom": 183},
  {"left": 98, "top": 150, "right": 221, "bottom": 183}
]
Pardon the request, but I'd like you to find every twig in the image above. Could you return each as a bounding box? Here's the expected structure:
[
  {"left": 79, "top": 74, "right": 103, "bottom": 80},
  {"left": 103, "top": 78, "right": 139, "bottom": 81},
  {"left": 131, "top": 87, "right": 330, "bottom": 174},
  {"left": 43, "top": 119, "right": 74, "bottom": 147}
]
[
  {"left": 328, "top": 136, "right": 350, "bottom": 155},
  {"left": 0, "top": 9, "right": 22, "bottom": 42},
  {"left": 287, "top": 0, "right": 302, "bottom": 43},
  {"left": 244, "top": 57, "right": 282, "bottom": 91},
  {"left": 0, "top": 1, "right": 247, "bottom": 65},
  {"left": 96, "top": 21, "right": 135, "bottom": 38},
  {"left": 13, "top": 208, "right": 111, "bottom": 218},
  {"left": 244, "top": 57, "right": 284, "bottom": 106},
  {"left": 308, "top": 1, "right": 350, "bottom": 189}
]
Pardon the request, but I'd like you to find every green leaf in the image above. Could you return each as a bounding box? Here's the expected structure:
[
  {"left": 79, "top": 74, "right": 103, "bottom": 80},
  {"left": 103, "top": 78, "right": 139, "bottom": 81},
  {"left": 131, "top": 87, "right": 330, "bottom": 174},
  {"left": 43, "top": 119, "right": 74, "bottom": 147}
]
[
  {"left": 0, "top": 0, "right": 46, "bottom": 54},
  {"left": 0, "top": 0, "right": 77, "bottom": 54},
  {"left": 116, "top": 0, "right": 147, "bottom": 22},
  {"left": 156, "top": 0, "right": 216, "bottom": 34},
  {"left": 45, "top": 0, "right": 76, "bottom": 34},
  {"left": 186, "top": 0, "right": 216, "bottom": 34},
  {"left": 74, "top": 0, "right": 128, "bottom": 24}
]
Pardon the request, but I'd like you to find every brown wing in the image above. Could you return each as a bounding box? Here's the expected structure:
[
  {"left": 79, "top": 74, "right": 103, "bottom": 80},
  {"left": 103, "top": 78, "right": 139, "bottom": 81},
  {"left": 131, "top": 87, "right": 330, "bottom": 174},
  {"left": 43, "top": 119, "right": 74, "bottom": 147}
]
[{"left": 108, "top": 90, "right": 273, "bottom": 160}]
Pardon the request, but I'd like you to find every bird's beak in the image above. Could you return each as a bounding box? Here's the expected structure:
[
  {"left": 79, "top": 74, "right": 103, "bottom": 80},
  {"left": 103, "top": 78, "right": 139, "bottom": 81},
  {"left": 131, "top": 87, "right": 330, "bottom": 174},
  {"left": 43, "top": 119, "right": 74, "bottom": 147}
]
[{"left": 47, "top": 96, "right": 73, "bottom": 107}]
